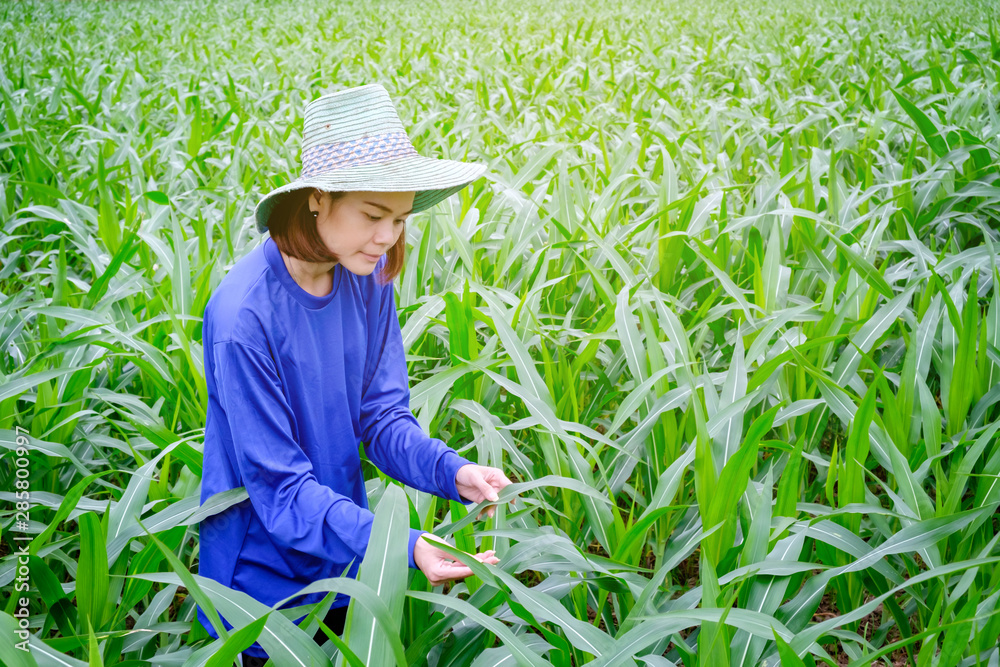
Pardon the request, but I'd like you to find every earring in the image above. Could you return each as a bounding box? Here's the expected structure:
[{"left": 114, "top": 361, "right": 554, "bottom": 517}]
[{"left": 310, "top": 210, "right": 318, "bottom": 218}]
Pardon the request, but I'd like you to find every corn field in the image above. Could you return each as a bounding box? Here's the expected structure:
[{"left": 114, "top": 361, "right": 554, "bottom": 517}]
[{"left": 2, "top": 0, "right": 1000, "bottom": 664}]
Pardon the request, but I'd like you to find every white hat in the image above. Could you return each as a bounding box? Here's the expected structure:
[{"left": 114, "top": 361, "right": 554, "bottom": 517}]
[{"left": 253, "top": 83, "right": 487, "bottom": 233}]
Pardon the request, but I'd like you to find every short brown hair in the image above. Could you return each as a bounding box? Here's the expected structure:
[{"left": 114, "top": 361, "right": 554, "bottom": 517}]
[{"left": 267, "top": 189, "right": 405, "bottom": 286}]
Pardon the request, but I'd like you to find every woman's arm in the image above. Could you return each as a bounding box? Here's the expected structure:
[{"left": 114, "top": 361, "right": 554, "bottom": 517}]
[
  {"left": 215, "top": 339, "right": 426, "bottom": 567},
  {"left": 358, "top": 281, "right": 475, "bottom": 505}
]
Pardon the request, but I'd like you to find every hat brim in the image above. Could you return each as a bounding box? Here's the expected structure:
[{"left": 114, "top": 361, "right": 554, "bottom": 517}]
[{"left": 254, "top": 155, "right": 487, "bottom": 234}]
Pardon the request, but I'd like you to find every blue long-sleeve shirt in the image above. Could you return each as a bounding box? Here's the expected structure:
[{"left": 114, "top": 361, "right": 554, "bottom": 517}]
[{"left": 195, "top": 237, "right": 472, "bottom": 656}]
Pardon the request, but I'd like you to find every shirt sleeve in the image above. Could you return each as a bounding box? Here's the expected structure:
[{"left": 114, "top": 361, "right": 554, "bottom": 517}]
[
  {"left": 215, "top": 339, "right": 428, "bottom": 569},
  {"left": 359, "top": 279, "right": 474, "bottom": 510}
]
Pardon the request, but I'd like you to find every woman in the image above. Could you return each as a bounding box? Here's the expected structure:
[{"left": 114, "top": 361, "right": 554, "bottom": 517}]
[{"left": 196, "top": 84, "right": 512, "bottom": 666}]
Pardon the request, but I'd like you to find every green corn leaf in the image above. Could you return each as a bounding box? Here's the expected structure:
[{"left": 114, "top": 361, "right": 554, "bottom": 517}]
[
  {"left": 407, "top": 591, "right": 549, "bottom": 667},
  {"left": 492, "top": 568, "right": 615, "bottom": 657},
  {"left": 892, "top": 89, "right": 951, "bottom": 157},
  {"left": 773, "top": 630, "right": 808, "bottom": 667},
  {"left": 340, "top": 484, "right": 410, "bottom": 667},
  {"left": 594, "top": 608, "right": 821, "bottom": 667},
  {"left": 0, "top": 611, "right": 40, "bottom": 667},
  {"left": 76, "top": 512, "right": 110, "bottom": 635},
  {"left": 943, "top": 421, "right": 1000, "bottom": 516},
  {"left": 618, "top": 521, "right": 725, "bottom": 635},
  {"left": 705, "top": 406, "right": 778, "bottom": 561},
  {"left": 788, "top": 556, "right": 1000, "bottom": 655},
  {"left": 947, "top": 270, "right": 979, "bottom": 435},
  {"left": 202, "top": 612, "right": 272, "bottom": 667},
  {"left": 134, "top": 571, "right": 358, "bottom": 667}
]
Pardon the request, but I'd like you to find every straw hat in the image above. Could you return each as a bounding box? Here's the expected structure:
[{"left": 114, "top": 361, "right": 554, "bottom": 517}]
[{"left": 253, "top": 83, "right": 487, "bottom": 234}]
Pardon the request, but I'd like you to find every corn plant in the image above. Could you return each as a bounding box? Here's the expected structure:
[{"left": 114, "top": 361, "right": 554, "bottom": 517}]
[{"left": 2, "top": 0, "right": 1000, "bottom": 665}]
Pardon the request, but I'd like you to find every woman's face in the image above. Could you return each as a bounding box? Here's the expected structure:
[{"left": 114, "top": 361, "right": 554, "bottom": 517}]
[{"left": 309, "top": 189, "right": 413, "bottom": 276}]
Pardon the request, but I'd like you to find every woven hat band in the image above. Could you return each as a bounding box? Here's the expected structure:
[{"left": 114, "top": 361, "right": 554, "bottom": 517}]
[{"left": 300, "top": 131, "right": 419, "bottom": 177}]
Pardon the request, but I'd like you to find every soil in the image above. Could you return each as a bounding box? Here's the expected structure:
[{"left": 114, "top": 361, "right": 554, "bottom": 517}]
[
  {"left": 166, "top": 585, "right": 189, "bottom": 621},
  {"left": 813, "top": 593, "right": 915, "bottom": 666}
]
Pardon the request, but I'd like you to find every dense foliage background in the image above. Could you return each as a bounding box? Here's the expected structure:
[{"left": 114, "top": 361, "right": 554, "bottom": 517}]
[{"left": 2, "top": 0, "right": 1000, "bottom": 664}]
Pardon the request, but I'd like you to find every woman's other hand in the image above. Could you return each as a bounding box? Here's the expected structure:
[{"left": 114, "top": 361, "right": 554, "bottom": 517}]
[
  {"left": 414, "top": 533, "right": 499, "bottom": 586},
  {"left": 455, "top": 464, "right": 513, "bottom": 519}
]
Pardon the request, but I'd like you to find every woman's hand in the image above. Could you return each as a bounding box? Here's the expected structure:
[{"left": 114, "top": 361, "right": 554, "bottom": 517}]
[
  {"left": 455, "top": 464, "right": 514, "bottom": 520},
  {"left": 414, "top": 533, "right": 499, "bottom": 586}
]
